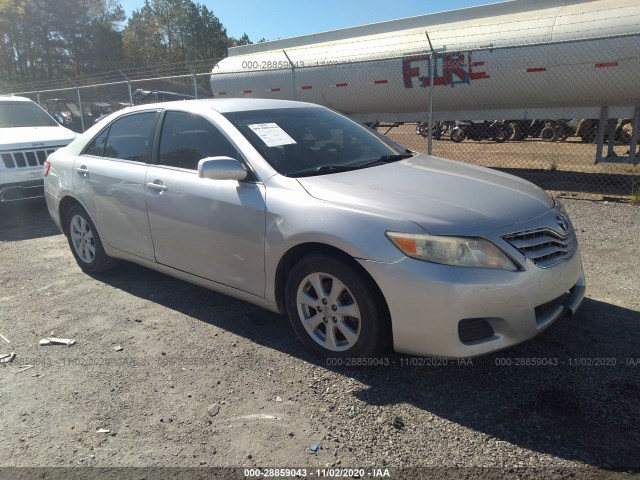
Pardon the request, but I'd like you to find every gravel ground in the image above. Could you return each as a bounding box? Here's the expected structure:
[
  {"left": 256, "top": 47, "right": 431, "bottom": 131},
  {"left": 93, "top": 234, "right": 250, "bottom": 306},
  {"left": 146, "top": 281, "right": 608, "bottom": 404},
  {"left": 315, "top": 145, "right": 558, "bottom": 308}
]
[
  {"left": 385, "top": 125, "right": 640, "bottom": 198},
  {"left": 0, "top": 198, "right": 638, "bottom": 479}
]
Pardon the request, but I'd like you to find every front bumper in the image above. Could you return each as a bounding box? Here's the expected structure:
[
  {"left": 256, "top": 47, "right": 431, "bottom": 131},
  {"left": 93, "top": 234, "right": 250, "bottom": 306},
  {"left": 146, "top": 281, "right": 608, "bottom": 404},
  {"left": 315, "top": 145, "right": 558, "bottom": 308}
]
[{"left": 358, "top": 242, "right": 585, "bottom": 359}]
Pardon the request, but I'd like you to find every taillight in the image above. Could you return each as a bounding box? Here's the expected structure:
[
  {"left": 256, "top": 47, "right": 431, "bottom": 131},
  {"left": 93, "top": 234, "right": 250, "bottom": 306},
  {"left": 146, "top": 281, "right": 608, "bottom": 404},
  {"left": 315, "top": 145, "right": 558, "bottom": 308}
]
[{"left": 43, "top": 159, "right": 51, "bottom": 177}]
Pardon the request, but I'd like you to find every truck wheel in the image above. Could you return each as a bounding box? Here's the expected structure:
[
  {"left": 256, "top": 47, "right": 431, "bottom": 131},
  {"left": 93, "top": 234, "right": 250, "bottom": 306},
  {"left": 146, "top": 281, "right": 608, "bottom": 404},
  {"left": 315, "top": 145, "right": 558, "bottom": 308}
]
[
  {"left": 492, "top": 125, "right": 510, "bottom": 143},
  {"left": 540, "top": 126, "right": 559, "bottom": 142},
  {"left": 581, "top": 127, "right": 597, "bottom": 144},
  {"left": 450, "top": 127, "right": 466, "bottom": 143},
  {"left": 510, "top": 123, "right": 526, "bottom": 141},
  {"left": 285, "top": 254, "right": 391, "bottom": 359},
  {"left": 66, "top": 204, "right": 118, "bottom": 273},
  {"left": 616, "top": 120, "right": 633, "bottom": 144}
]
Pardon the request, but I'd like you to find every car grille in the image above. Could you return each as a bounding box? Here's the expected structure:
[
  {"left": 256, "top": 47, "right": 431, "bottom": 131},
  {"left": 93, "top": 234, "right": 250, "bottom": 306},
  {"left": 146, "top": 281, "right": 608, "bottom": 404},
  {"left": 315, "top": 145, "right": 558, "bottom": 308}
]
[
  {"left": 1, "top": 148, "right": 60, "bottom": 169},
  {"left": 502, "top": 228, "right": 577, "bottom": 268}
]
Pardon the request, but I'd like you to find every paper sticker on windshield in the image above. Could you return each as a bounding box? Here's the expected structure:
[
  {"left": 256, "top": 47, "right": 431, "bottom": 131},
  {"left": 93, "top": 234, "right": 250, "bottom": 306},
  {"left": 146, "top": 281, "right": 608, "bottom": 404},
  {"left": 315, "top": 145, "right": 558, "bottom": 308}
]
[{"left": 248, "top": 123, "right": 296, "bottom": 147}]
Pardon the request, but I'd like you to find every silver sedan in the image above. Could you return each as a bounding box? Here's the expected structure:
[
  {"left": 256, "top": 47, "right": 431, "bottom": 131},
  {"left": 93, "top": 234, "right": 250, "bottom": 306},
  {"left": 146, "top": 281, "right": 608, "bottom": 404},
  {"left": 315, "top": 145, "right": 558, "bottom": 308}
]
[{"left": 44, "top": 99, "right": 585, "bottom": 358}]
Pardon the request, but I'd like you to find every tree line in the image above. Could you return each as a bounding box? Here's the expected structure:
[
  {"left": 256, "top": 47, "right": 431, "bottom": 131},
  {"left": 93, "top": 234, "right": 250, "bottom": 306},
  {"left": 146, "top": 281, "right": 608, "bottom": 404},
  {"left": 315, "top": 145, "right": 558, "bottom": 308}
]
[{"left": 0, "top": 0, "right": 254, "bottom": 86}]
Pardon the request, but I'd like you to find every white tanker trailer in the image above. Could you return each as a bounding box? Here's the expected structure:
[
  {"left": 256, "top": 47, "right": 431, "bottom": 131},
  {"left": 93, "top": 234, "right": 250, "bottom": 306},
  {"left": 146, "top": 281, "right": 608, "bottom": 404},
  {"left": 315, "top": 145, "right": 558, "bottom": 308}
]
[{"left": 210, "top": 0, "right": 640, "bottom": 124}]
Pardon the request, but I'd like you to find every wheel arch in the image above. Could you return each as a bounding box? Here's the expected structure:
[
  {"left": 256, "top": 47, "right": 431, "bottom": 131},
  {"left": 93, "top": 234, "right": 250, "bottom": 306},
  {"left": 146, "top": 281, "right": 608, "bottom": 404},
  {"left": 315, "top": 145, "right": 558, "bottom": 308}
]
[
  {"left": 274, "top": 242, "right": 390, "bottom": 322},
  {"left": 58, "top": 195, "right": 83, "bottom": 236},
  {"left": 58, "top": 194, "right": 101, "bottom": 240}
]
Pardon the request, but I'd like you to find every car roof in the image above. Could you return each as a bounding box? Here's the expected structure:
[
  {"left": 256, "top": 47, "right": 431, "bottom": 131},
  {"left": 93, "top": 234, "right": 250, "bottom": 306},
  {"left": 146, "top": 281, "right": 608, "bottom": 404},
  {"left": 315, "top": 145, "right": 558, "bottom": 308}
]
[
  {"left": 0, "top": 95, "right": 35, "bottom": 103},
  {"left": 124, "top": 98, "right": 321, "bottom": 114}
]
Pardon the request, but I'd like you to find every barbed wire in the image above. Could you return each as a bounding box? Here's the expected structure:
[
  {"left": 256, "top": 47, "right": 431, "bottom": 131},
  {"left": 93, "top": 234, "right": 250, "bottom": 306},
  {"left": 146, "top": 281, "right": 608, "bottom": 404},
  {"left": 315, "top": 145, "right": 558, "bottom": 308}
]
[{"left": 0, "top": 58, "right": 223, "bottom": 94}]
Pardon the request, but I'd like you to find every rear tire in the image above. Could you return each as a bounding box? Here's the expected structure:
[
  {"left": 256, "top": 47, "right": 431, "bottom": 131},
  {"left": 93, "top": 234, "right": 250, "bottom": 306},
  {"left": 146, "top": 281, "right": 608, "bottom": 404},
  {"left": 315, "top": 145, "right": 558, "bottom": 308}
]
[
  {"left": 65, "top": 204, "right": 118, "bottom": 273},
  {"left": 285, "top": 254, "right": 391, "bottom": 359}
]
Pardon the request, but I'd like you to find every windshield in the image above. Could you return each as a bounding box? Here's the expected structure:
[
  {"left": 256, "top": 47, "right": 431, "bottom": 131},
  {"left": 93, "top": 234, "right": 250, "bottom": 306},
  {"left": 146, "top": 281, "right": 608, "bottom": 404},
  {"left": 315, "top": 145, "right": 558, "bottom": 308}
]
[
  {"left": 223, "top": 107, "right": 410, "bottom": 177},
  {"left": 0, "top": 101, "right": 60, "bottom": 128}
]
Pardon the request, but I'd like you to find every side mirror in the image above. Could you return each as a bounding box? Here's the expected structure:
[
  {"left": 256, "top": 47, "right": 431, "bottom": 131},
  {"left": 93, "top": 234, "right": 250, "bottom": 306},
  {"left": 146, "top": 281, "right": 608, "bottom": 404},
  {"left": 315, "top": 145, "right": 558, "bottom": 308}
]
[{"left": 198, "top": 157, "right": 248, "bottom": 181}]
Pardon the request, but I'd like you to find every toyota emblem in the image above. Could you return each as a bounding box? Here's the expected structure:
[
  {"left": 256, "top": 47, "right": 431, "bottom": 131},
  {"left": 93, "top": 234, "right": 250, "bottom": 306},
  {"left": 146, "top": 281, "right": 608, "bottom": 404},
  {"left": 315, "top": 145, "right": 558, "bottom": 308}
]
[{"left": 556, "top": 214, "right": 569, "bottom": 233}]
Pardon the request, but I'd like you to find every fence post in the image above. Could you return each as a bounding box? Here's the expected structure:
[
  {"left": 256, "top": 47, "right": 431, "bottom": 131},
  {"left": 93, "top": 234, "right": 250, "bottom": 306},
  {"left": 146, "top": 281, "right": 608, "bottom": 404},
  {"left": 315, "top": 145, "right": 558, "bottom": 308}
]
[
  {"left": 192, "top": 72, "right": 198, "bottom": 99},
  {"left": 68, "top": 78, "right": 85, "bottom": 133},
  {"left": 629, "top": 106, "right": 639, "bottom": 166},
  {"left": 595, "top": 106, "right": 607, "bottom": 164},
  {"left": 425, "top": 32, "right": 436, "bottom": 156},
  {"left": 120, "top": 70, "right": 133, "bottom": 106},
  {"left": 606, "top": 119, "right": 616, "bottom": 158},
  {"left": 30, "top": 84, "right": 39, "bottom": 105},
  {"left": 283, "top": 50, "right": 297, "bottom": 101},
  {"left": 76, "top": 87, "right": 85, "bottom": 132}
]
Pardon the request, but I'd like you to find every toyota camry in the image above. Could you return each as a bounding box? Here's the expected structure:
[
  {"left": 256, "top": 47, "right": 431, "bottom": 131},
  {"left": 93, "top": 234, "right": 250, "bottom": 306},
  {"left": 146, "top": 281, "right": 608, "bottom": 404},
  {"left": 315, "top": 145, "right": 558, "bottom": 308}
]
[{"left": 44, "top": 99, "right": 585, "bottom": 358}]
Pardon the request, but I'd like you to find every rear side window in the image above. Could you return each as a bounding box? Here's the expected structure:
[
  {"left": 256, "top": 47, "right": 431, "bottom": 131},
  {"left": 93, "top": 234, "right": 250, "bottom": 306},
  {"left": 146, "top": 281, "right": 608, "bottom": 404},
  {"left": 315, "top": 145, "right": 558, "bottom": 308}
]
[
  {"left": 158, "top": 111, "right": 239, "bottom": 170},
  {"left": 84, "top": 129, "right": 108, "bottom": 157},
  {"left": 103, "top": 112, "right": 159, "bottom": 163}
]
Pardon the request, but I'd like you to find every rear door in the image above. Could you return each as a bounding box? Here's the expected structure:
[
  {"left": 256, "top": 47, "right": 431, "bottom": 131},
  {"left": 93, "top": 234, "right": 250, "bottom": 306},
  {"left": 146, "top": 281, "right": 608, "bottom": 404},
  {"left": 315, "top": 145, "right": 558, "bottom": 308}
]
[
  {"left": 145, "top": 110, "right": 266, "bottom": 297},
  {"left": 73, "top": 110, "right": 160, "bottom": 261}
]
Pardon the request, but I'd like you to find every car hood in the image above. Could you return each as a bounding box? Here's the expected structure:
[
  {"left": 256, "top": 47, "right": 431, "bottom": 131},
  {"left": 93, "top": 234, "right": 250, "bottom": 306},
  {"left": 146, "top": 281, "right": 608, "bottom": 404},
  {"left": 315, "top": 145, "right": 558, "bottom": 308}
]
[
  {"left": 0, "top": 126, "right": 76, "bottom": 149},
  {"left": 296, "top": 154, "right": 554, "bottom": 236}
]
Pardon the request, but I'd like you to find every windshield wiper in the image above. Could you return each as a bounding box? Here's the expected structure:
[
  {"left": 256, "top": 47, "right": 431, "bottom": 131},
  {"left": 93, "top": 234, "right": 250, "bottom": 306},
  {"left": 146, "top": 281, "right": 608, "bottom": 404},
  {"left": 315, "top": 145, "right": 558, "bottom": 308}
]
[
  {"left": 290, "top": 164, "right": 360, "bottom": 177},
  {"left": 355, "top": 152, "right": 414, "bottom": 169},
  {"left": 289, "top": 152, "right": 414, "bottom": 178}
]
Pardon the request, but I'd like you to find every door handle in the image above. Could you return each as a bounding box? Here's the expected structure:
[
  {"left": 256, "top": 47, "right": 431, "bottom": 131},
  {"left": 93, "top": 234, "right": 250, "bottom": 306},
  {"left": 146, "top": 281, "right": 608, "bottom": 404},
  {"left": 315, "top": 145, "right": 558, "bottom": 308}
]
[
  {"left": 147, "top": 181, "right": 168, "bottom": 192},
  {"left": 76, "top": 166, "right": 89, "bottom": 175}
]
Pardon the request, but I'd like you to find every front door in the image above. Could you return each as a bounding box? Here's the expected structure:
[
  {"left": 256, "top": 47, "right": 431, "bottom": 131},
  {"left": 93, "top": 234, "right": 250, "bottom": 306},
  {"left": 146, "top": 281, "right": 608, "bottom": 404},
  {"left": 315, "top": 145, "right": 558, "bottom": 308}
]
[{"left": 145, "top": 110, "right": 266, "bottom": 297}]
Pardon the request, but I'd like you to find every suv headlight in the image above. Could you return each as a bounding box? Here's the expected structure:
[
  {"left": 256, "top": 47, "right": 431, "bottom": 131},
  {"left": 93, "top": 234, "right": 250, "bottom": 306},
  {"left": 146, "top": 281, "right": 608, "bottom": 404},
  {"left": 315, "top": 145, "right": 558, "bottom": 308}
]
[{"left": 386, "top": 231, "right": 518, "bottom": 271}]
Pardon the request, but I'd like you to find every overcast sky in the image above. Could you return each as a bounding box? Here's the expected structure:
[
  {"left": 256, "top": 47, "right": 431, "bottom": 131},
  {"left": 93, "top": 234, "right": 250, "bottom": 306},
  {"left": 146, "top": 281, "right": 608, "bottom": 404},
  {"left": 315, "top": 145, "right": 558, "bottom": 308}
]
[{"left": 118, "top": 0, "right": 501, "bottom": 40}]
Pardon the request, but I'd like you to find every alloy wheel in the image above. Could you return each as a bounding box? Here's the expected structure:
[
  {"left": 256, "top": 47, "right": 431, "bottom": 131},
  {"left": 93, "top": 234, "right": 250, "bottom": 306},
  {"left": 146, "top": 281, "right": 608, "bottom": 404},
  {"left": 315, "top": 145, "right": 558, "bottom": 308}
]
[{"left": 295, "top": 272, "right": 361, "bottom": 352}]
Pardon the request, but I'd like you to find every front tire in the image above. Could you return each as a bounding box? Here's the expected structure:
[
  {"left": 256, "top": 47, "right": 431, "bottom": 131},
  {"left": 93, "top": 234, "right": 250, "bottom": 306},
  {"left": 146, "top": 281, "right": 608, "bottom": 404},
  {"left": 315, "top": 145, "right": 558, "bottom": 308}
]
[
  {"left": 285, "top": 255, "right": 390, "bottom": 359},
  {"left": 66, "top": 204, "right": 118, "bottom": 273}
]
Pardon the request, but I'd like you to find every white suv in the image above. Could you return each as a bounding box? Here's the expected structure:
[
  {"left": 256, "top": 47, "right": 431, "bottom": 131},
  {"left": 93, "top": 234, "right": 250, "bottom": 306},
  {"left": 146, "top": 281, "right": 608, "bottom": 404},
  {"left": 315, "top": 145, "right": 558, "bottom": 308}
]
[{"left": 0, "top": 96, "right": 76, "bottom": 202}]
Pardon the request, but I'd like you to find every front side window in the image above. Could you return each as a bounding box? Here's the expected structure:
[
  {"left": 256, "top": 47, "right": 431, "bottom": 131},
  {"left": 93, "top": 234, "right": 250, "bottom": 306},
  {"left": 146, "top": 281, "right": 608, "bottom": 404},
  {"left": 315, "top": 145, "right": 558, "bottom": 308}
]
[
  {"left": 103, "top": 112, "right": 159, "bottom": 163},
  {"left": 223, "top": 107, "right": 409, "bottom": 177},
  {"left": 158, "top": 111, "right": 240, "bottom": 170}
]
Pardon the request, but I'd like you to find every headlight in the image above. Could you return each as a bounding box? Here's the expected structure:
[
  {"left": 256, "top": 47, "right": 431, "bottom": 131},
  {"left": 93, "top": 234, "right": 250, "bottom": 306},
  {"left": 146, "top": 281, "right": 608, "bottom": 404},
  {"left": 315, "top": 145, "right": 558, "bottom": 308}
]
[{"left": 386, "top": 231, "right": 519, "bottom": 271}]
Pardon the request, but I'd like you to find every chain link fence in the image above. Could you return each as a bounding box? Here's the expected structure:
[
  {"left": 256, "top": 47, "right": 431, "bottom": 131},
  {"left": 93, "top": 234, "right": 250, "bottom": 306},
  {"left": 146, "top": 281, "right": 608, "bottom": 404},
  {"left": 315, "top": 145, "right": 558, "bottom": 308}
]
[{"left": 3, "top": 34, "right": 639, "bottom": 198}]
